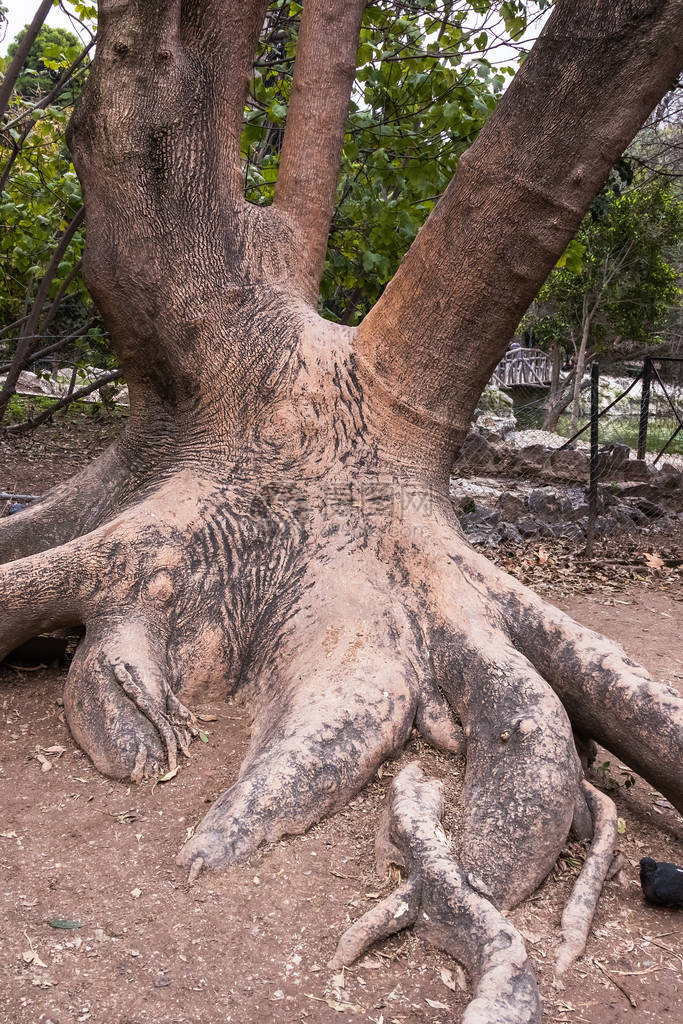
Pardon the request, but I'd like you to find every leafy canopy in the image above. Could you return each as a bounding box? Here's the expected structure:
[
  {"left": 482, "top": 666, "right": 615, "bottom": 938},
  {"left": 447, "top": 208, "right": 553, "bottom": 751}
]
[{"left": 524, "top": 172, "right": 683, "bottom": 357}]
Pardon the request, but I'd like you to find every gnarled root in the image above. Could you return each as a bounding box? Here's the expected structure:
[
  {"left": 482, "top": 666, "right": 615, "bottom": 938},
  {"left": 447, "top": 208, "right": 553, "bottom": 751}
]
[
  {"left": 332, "top": 763, "right": 541, "bottom": 1024},
  {"left": 0, "top": 444, "right": 132, "bottom": 564},
  {"left": 64, "top": 619, "right": 198, "bottom": 782},
  {"left": 555, "top": 781, "right": 618, "bottom": 976},
  {"left": 178, "top": 577, "right": 420, "bottom": 877}
]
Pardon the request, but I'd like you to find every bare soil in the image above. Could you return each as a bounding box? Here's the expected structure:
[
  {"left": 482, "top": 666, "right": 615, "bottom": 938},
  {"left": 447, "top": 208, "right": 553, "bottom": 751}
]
[{"left": 1, "top": 416, "right": 681, "bottom": 1024}]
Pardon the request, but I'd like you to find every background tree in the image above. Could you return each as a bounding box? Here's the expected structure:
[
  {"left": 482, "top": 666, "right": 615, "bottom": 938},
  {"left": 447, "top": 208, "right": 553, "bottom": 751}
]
[
  {"left": 1, "top": 3, "right": 682, "bottom": 1020},
  {"left": 0, "top": 5, "right": 104, "bottom": 423},
  {"left": 524, "top": 170, "right": 683, "bottom": 430},
  {"left": 4, "top": 24, "right": 85, "bottom": 100}
]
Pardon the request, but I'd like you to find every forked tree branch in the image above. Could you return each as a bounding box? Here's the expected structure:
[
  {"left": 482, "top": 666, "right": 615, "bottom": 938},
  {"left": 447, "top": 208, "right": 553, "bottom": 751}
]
[
  {"left": 356, "top": 0, "right": 683, "bottom": 435},
  {"left": 273, "top": 0, "right": 367, "bottom": 299}
]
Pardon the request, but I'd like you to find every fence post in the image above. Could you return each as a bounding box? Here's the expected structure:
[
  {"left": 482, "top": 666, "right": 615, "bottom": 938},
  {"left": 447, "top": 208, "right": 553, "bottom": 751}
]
[
  {"left": 637, "top": 357, "right": 652, "bottom": 460},
  {"left": 586, "top": 361, "right": 600, "bottom": 557}
]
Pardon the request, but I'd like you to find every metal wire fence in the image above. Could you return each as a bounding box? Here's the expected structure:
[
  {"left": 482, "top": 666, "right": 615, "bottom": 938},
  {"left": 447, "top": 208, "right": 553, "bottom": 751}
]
[{"left": 450, "top": 357, "right": 683, "bottom": 552}]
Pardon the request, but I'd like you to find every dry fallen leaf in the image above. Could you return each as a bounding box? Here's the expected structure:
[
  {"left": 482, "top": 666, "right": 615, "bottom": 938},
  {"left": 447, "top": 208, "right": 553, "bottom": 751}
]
[
  {"left": 157, "top": 767, "right": 179, "bottom": 783},
  {"left": 197, "top": 713, "right": 217, "bottom": 722},
  {"left": 426, "top": 998, "right": 450, "bottom": 1010},
  {"left": 440, "top": 965, "right": 467, "bottom": 992},
  {"left": 644, "top": 552, "right": 664, "bottom": 568},
  {"left": 537, "top": 546, "right": 549, "bottom": 564},
  {"left": 22, "top": 950, "right": 47, "bottom": 968}
]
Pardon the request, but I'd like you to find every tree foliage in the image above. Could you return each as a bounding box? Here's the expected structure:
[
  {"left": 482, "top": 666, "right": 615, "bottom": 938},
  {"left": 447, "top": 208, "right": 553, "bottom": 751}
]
[
  {"left": 524, "top": 172, "right": 683, "bottom": 360},
  {"left": 244, "top": 0, "right": 550, "bottom": 323},
  {"left": 0, "top": 4, "right": 104, "bottom": 389},
  {"left": 4, "top": 24, "right": 84, "bottom": 100}
]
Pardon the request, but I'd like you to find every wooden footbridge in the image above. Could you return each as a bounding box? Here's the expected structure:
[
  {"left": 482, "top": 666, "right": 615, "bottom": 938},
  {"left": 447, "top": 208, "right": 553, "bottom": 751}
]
[{"left": 492, "top": 348, "right": 553, "bottom": 389}]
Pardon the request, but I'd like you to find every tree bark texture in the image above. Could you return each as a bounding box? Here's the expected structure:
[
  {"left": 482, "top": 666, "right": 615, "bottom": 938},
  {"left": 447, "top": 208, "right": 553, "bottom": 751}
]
[{"left": 1, "top": 2, "right": 682, "bottom": 1020}]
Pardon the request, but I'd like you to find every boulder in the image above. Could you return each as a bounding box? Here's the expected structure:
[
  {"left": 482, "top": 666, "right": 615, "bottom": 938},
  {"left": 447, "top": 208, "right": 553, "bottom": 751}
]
[
  {"left": 496, "top": 493, "right": 526, "bottom": 519},
  {"left": 527, "top": 487, "right": 563, "bottom": 518},
  {"left": 622, "top": 459, "right": 653, "bottom": 482},
  {"left": 516, "top": 516, "right": 539, "bottom": 537},
  {"left": 653, "top": 463, "right": 682, "bottom": 490},
  {"left": 477, "top": 384, "right": 514, "bottom": 417},
  {"left": 548, "top": 448, "right": 589, "bottom": 482},
  {"left": 501, "top": 522, "right": 523, "bottom": 544},
  {"left": 516, "top": 444, "right": 548, "bottom": 476}
]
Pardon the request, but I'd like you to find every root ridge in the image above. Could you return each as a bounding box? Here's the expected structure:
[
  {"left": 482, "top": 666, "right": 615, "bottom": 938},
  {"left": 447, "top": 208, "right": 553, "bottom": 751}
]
[
  {"left": 555, "top": 780, "right": 618, "bottom": 976},
  {"left": 332, "top": 762, "right": 541, "bottom": 1024}
]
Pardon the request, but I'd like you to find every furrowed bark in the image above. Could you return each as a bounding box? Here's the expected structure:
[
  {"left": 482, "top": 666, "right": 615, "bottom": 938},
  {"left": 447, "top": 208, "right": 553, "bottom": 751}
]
[
  {"left": 179, "top": 0, "right": 271, "bottom": 195},
  {"left": 273, "top": 0, "right": 367, "bottom": 298},
  {"left": 356, "top": 0, "right": 683, "bottom": 437}
]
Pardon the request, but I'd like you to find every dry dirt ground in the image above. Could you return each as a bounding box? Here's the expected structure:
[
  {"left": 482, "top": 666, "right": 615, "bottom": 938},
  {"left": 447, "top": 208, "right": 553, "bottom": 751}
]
[{"left": 1, "top": 412, "right": 681, "bottom": 1024}]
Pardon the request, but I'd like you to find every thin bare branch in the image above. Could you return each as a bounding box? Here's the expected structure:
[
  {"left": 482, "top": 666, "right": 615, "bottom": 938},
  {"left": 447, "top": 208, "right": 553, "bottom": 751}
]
[
  {"left": 5, "top": 368, "right": 123, "bottom": 433},
  {"left": 0, "top": 206, "right": 85, "bottom": 421},
  {"left": 0, "top": 0, "right": 54, "bottom": 121},
  {"left": 3, "top": 38, "right": 95, "bottom": 132}
]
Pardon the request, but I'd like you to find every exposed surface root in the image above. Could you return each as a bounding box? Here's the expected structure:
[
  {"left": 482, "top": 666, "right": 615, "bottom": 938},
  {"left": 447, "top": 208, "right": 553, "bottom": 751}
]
[
  {"left": 332, "top": 763, "right": 541, "bottom": 1024},
  {"left": 177, "top": 638, "right": 417, "bottom": 877},
  {"left": 500, "top": 577, "right": 683, "bottom": 814},
  {"left": 414, "top": 681, "right": 465, "bottom": 754},
  {"left": 64, "top": 621, "right": 197, "bottom": 782},
  {"left": 555, "top": 781, "right": 618, "bottom": 976},
  {"left": 0, "top": 444, "right": 131, "bottom": 564}
]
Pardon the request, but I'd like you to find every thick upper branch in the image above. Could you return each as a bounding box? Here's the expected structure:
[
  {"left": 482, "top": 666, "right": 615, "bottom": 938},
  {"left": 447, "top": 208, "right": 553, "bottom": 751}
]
[
  {"left": 356, "top": 0, "right": 683, "bottom": 439},
  {"left": 273, "top": 0, "right": 367, "bottom": 300}
]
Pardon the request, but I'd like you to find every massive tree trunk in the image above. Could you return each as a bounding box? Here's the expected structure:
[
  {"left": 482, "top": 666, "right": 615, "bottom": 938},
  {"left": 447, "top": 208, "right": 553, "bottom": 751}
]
[{"left": 1, "top": 2, "right": 682, "bottom": 1020}]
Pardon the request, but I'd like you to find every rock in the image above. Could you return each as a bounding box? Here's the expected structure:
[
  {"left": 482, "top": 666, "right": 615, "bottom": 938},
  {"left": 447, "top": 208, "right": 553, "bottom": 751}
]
[
  {"left": 527, "top": 487, "right": 563, "bottom": 518},
  {"left": 622, "top": 459, "right": 653, "bottom": 481},
  {"left": 551, "top": 521, "right": 585, "bottom": 541},
  {"left": 517, "top": 444, "right": 546, "bottom": 470},
  {"left": 478, "top": 414, "right": 517, "bottom": 441},
  {"left": 501, "top": 522, "right": 522, "bottom": 544},
  {"left": 602, "top": 442, "right": 630, "bottom": 473},
  {"left": 654, "top": 463, "right": 682, "bottom": 489},
  {"left": 458, "top": 431, "right": 494, "bottom": 461},
  {"left": 496, "top": 493, "right": 525, "bottom": 519},
  {"left": 477, "top": 384, "right": 514, "bottom": 417},
  {"left": 613, "top": 508, "right": 636, "bottom": 530},
  {"left": 459, "top": 506, "right": 501, "bottom": 532},
  {"left": 631, "top": 496, "right": 666, "bottom": 519},
  {"left": 548, "top": 448, "right": 589, "bottom": 481},
  {"left": 516, "top": 516, "right": 539, "bottom": 537}
]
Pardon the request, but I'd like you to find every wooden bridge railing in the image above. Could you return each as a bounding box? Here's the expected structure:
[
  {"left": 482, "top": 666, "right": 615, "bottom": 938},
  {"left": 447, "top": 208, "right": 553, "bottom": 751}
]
[{"left": 492, "top": 347, "right": 552, "bottom": 388}]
